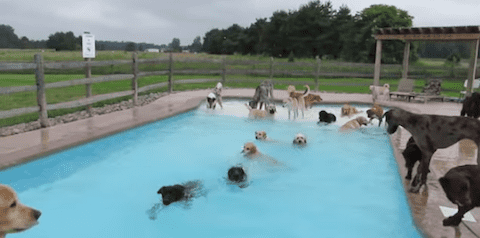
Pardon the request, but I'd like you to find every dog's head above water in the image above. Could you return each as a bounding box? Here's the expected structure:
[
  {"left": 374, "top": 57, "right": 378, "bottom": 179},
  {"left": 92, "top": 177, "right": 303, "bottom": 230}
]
[
  {"left": 255, "top": 131, "right": 267, "bottom": 140},
  {"left": 293, "top": 133, "right": 307, "bottom": 145},
  {"left": 0, "top": 184, "right": 41, "bottom": 236},
  {"left": 228, "top": 166, "right": 247, "bottom": 183},
  {"left": 266, "top": 104, "right": 276, "bottom": 115},
  {"left": 157, "top": 185, "right": 186, "bottom": 206}
]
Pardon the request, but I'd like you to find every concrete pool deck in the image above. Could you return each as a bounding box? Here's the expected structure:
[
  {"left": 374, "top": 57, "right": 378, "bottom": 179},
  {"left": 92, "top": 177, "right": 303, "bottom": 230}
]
[{"left": 0, "top": 88, "right": 479, "bottom": 238}]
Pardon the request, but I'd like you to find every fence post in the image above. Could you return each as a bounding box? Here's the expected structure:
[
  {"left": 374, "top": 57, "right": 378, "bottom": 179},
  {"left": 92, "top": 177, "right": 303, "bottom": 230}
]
[
  {"left": 34, "top": 54, "right": 49, "bottom": 127},
  {"left": 222, "top": 55, "right": 226, "bottom": 83},
  {"left": 85, "top": 58, "right": 92, "bottom": 115},
  {"left": 168, "top": 52, "right": 173, "bottom": 93},
  {"left": 315, "top": 55, "right": 321, "bottom": 92},
  {"left": 269, "top": 57, "right": 274, "bottom": 79},
  {"left": 132, "top": 52, "right": 138, "bottom": 106}
]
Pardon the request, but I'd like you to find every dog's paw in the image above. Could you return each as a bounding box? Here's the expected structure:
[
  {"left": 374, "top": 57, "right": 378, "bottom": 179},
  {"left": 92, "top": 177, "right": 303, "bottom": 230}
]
[{"left": 443, "top": 216, "right": 462, "bottom": 227}]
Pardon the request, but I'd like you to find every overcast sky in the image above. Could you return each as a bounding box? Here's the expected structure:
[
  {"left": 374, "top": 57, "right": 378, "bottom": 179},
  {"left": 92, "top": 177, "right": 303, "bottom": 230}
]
[{"left": 1, "top": 0, "right": 479, "bottom": 46}]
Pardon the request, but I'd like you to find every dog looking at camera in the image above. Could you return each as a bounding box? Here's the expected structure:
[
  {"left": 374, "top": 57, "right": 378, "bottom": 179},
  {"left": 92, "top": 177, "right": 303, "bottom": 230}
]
[
  {"left": 369, "top": 83, "right": 390, "bottom": 102},
  {"left": 255, "top": 131, "right": 278, "bottom": 142},
  {"left": 383, "top": 108, "right": 480, "bottom": 193},
  {"left": 339, "top": 116, "right": 369, "bottom": 131},
  {"left": 341, "top": 103, "right": 361, "bottom": 117},
  {"left": 244, "top": 104, "right": 276, "bottom": 119},
  {"left": 439, "top": 165, "right": 480, "bottom": 227},
  {"left": 293, "top": 133, "right": 307, "bottom": 145},
  {"left": 318, "top": 110, "right": 336, "bottom": 124},
  {"left": 366, "top": 103, "right": 384, "bottom": 126},
  {"left": 0, "top": 184, "right": 41, "bottom": 238}
]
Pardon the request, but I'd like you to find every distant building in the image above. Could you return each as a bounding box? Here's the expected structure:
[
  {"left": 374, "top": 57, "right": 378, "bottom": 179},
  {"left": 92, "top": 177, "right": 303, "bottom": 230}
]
[{"left": 145, "top": 48, "right": 160, "bottom": 53}]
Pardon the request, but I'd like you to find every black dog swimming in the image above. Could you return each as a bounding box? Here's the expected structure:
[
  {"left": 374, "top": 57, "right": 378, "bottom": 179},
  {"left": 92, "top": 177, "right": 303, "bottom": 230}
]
[
  {"left": 318, "top": 110, "right": 336, "bottom": 124},
  {"left": 402, "top": 137, "right": 423, "bottom": 180},
  {"left": 157, "top": 185, "right": 187, "bottom": 206},
  {"left": 461, "top": 92, "right": 480, "bottom": 118},
  {"left": 439, "top": 165, "right": 480, "bottom": 226},
  {"left": 228, "top": 166, "right": 246, "bottom": 183}
]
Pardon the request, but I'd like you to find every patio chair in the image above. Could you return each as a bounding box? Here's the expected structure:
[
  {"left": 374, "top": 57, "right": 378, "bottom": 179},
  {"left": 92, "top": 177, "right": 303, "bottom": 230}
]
[
  {"left": 389, "top": 78, "right": 416, "bottom": 102},
  {"left": 415, "top": 79, "right": 445, "bottom": 104},
  {"left": 459, "top": 78, "right": 480, "bottom": 99}
]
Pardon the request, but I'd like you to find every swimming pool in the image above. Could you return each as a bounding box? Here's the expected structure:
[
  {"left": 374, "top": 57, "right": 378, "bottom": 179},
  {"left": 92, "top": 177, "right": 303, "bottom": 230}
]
[{"left": 0, "top": 100, "right": 423, "bottom": 238}]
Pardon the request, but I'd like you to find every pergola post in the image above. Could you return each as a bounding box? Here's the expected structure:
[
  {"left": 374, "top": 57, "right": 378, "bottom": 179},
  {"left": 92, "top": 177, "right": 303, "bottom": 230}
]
[
  {"left": 466, "top": 39, "right": 480, "bottom": 97},
  {"left": 373, "top": 39, "right": 382, "bottom": 86},
  {"left": 402, "top": 41, "right": 411, "bottom": 79}
]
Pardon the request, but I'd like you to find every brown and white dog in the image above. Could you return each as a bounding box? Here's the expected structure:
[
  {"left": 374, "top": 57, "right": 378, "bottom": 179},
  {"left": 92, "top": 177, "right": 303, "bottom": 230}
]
[
  {"left": 369, "top": 83, "right": 390, "bottom": 102},
  {"left": 0, "top": 184, "right": 41, "bottom": 238},
  {"left": 366, "top": 103, "right": 384, "bottom": 126},
  {"left": 341, "top": 103, "right": 361, "bottom": 117},
  {"left": 206, "top": 82, "right": 223, "bottom": 109},
  {"left": 339, "top": 116, "right": 369, "bottom": 131},
  {"left": 287, "top": 85, "right": 310, "bottom": 118},
  {"left": 245, "top": 104, "right": 276, "bottom": 119},
  {"left": 383, "top": 108, "right": 480, "bottom": 193}
]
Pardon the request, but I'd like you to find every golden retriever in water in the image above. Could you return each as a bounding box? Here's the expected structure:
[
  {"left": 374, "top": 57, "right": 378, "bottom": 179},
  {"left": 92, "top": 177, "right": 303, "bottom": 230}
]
[
  {"left": 341, "top": 103, "right": 361, "bottom": 117},
  {"left": 241, "top": 142, "right": 282, "bottom": 165},
  {"left": 0, "top": 184, "right": 41, "bottom": 237},
  {"left": 339, "top": 116, "right": 369, "bottom": 131},
  {"left": 244, "top": 104, "right": 276, "bottom": 119}
]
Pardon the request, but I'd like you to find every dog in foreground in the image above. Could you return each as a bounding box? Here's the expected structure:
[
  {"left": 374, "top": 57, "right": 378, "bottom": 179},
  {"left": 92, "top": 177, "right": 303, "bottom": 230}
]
[
  {"left": 384, "top": 108, "right": 480, "bottom": 193},
  {"left": 369, "top": 83, "right": 390, "bottom": 102},
  {"left": 0, "top": 184, "right": 41, "bottom": 238},
  {"left": 439, "top": 165, "right": 480, "bottom": 226}
]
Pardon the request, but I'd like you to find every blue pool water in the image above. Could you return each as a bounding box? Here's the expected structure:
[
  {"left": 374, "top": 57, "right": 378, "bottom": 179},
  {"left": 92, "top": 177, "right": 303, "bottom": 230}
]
[{"left": 0, "top": 100, "right": 423, "bottom": 238}]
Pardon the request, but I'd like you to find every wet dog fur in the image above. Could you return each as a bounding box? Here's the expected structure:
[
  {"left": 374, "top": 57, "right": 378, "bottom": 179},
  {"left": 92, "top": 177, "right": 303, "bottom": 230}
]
[
  {"left": 339, "top": 116, "right": 369, "bottom": 131},
  {"left": 318, "top": 110, "right": 336, "bottom": 124},
  {"left": 245, "top": 103, "right": 276, "bottom": 119},
  {"left": 341, "top": 103, "right": 361, "bottom": 117},
  {"left": 0, "top": 184, "right": 41, "bottom": 238},
  {"left": 293, "top": 133, "right": 307, "bottom": 145},
  {"left": 439, "top": 165, "right": 480, "bottom": 226},
  {"left": 383, "top": 108, "right": 480, "bottom": 193},
  {"left": 366, "top": 103, "right": 384, "bottom": 126}
]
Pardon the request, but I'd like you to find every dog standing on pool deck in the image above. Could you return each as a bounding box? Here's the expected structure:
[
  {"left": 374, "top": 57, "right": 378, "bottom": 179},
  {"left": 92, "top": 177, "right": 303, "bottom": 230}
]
[
  {"left": 369, "top": 83, "right": 390, "bottom": 102},
  {"left": 439, "top": 165, "right": 480, "bottom": 226},
  {"left": 0, "top": 184, "right": 41, "bottom": 238},
  {"left": 384, "top": 108, "right": 480, "bottom": 193}
]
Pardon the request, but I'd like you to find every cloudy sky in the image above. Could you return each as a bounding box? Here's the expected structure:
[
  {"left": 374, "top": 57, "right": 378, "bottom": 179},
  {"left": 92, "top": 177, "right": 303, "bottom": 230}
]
[{"left": 1, "top": 0, "right": 479, "bottom": 46}]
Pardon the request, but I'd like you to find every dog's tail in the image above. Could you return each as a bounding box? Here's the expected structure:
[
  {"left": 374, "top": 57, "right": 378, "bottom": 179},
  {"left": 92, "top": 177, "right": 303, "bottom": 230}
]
[{"left": 301, "top": 85, "right": 310, "bottom": 98}]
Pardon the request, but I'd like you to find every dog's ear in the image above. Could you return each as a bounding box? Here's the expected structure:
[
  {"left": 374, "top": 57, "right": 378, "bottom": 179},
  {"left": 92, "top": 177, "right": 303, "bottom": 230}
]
[{"left": 157, "top": 187, "right": 164, "bottom": 194}]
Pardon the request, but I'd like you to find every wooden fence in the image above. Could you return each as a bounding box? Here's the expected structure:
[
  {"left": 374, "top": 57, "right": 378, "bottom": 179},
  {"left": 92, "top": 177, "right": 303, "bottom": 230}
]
[{"left": 0, "top": 52, "right": 473, "bottom": 127}]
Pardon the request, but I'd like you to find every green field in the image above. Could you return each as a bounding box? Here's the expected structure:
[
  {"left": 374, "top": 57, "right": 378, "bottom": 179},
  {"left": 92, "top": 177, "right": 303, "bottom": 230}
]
[{"left": 0, "top": 50, "right": 473, "bottom": 128}]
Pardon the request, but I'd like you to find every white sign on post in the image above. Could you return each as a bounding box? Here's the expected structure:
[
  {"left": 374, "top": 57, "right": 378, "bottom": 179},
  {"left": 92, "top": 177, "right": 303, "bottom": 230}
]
[{"left": 82, "top": 33, "right": 95, "bottom": 58}]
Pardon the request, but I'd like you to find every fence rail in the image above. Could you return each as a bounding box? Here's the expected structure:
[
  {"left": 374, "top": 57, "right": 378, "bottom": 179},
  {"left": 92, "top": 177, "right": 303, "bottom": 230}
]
[{"left": 0, "top": 52, "right": 476, "bottom": 125}]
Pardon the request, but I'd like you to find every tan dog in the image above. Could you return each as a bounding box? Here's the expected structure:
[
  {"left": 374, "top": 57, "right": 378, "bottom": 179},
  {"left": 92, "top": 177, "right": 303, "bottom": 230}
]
[
  {"left": 287, "top": 85, "right": 310, "bottom": 118},
  {"left": 241, "top": 142, "right": 282, "bottom": 165},
  {"left": 0, "top": 184, "right": 41, "bottom": 238},
  {"left": 245, "top": 104, "right": 276, "bottom": 119},
  {"left": 282, "top": 97, "right": 299, "bottom": 120},
  {"left": 339, "top": 116, "right": 369, "bottom": 131},
  {"left": 366, "top": 103, "right": 384, "bottom": 126},
  {"left": 304, "top": 94, "right": 323, "bottom": 109},
  {"left": 255, "top": 131, "right": 277, "bottom": 142},
  {"left": 341, "top": 103, "right": 361, "bottom": 117}
]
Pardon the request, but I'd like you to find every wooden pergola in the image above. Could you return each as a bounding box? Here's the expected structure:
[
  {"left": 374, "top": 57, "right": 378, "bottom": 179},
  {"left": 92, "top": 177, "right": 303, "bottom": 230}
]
[{"left": 373, "top": 25, "right": 480, "bottom": 97}]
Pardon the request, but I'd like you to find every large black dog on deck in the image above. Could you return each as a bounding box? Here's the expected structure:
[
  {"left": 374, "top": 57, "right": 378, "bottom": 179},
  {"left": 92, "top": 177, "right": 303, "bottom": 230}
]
[
  {"left": 439, "top": 165, "right": 480, "bottom": 226},
  {"left": 383, "top": 108, "right": 480, "bottom": 193},
  {"left": 461, "top": 92, "right": 480, "bottom": 119}
]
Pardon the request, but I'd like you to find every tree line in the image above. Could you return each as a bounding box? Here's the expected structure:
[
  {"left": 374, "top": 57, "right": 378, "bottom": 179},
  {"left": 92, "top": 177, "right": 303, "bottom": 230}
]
[{"left": 1, "top": 1, "right": 478, "bottom": 63}]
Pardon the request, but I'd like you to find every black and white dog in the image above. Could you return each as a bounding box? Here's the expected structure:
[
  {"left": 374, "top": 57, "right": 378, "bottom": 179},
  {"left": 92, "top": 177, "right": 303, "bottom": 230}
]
[{"left": 206, "top": 82, "right": 223, "bottom": 109}]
